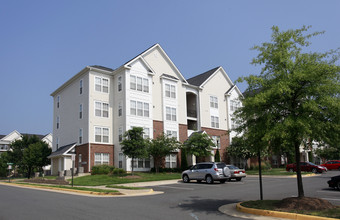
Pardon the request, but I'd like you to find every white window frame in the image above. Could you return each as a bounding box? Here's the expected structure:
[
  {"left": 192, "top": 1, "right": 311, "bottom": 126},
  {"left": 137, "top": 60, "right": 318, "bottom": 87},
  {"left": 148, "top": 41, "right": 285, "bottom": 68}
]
[
  {"left": 57, "top": 96, "right": 60, "bottom": 108},
  {"left": 94, "top": 127, "right": 109, "bottom": 143},
  {"left": 95, "top": 101, "right": 109, "bottom": 118},
  {"left": 119, "top": 127, "right": 123, "bottom": 142},
  {"left": 95, "top": 76, "right": 109, "bottom": 93},
  {"left": 79, "top": 128, "right": 83, "bottom": 144},
  {"left": 130, "top": 75, "right": 149, "bottom": 93},
  {"left": 118, "top": 76, "right": 122, "bottom": 92},
  {"left": 165, "top": 84, "right": 176, "bottom": 98},
  {"left": 56, "top": 116, "right": 60, "bottom": 129},
  {"left": 79, "top": 104, "right": 83, "bottom": 119},
  {"left": 143, "top": 128, "right": 150, "bottom": 139},
  {"left": 94, "top": 153, "right": 109, "bottom": 165},
  {"left": 211, "top": 116, "right": 219, "bottom": 128},
  {"left": 166, "top": 130, "right": 177, "bottom": 139},
  {"left": 165, "top": 154, "right": 177, "bottom": 168},
  {"left": 166, "top": 107, "right": 177, "bottom": 121},
  {"left": 210, "top": 96, "right": 218, "bottom": 108},
  {"left": 130, "top": 100, "right": 149, "bottom": 117},
  {"left": 80, "top": 80, "right": 83, "bottom": 94}
]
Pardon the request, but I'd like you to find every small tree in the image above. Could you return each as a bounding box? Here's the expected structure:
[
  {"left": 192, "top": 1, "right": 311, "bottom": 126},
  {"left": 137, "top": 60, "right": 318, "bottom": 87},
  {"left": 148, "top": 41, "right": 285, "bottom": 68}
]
[
  {"left": 121, "top": 127, "right": 147, "bottom": 175},
  {"left": 183, "top": 132, "right": 215, "bottom": 163},
  {"left": 181, "top": 148, "right": 188, "bottom": 170},
  {"left": 147, "top": 134, "right": 179, "bottom": 173},
  {"left": 228, "top": 136, "right": 257, "bottom": 168},
  {"left": 22, "top": 141, "right": 51, "bottom": 178},
  {"left": 0, "top": 152, "right": 10, "bottom": 177},
  {"left": 214, "top": 149, "right": 221, "bottom": 162}
]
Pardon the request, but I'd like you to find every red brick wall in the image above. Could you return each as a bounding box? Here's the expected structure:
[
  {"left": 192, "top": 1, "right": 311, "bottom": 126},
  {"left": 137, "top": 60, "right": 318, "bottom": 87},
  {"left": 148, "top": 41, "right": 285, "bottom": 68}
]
[
  {"left": 75, "top": 144, "right": 89, "bottom": 173},
  {"left": 201, "top": 127, "right": 229, "bottom": 163},
  {"left": 178, "top": 124, "right": 188, "bottom": 167},
  {"left": 153, "top": 120, "right": 164, "bottom": 138},
  {"left": 90, "top": 144, "right": 114, "bottom": 171}
]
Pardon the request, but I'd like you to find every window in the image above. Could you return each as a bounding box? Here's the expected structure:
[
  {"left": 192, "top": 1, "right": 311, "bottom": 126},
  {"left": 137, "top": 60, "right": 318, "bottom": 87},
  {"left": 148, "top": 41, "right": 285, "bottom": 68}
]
[
  {"left": 130, "top": 75, "right": 136, "bottom": 90},
  {"left": 130, "top": 75, "right": 149, "bottom": 93},
  {"left": 79, "top": 129, "right": 83, "bottom": 144},
  {"left": 137, "top": 77, "right": 142, "bottom": 91},
  {"left": 230, "top": 100, "right": 240, "bottom": 111},
  {"left": 166, "top": 130, "right": 177, "bottom": 139},
  {"left": 130, "top": 100, "right": 149, "bottom": 117},
  {"left": 78, "top": 154, "right": 82, "bottom": 163},
  {"left": 95, "top": 101, "right": 109, "bottom": 118},
  {"left": 210, "top": 96, "right": 218, "bottom": 108},
  {"left": 119, "top": 127, "right": 123, "bottom": 142},
  {"left": 130, "top": 101, "right": 136, "bottom": 115},
  {"left": 79, "top": 104, "right": 83, "bottom": 119},
  {"left": 134, "top": 158, "right": 151, "bottom": 168},
  {"left": 94, "top": 153, "right": 109, "bottom": 165},
  {"left": 143, "top": 78, "right": 149, "bottom": 92},
  {"left": 56, "top": 137, "right": 59, "bottom": 150},
  {"left": 166, "top": 107, "right": 176, "bottom": 121},
  {"left": 118, "top": 102, "right": 122, "bottom": 116},
  {"left": 211, "top": 116, "right": 219, "bottom": 128},
  {"left": 80, "top": 80, "right": 83, "bottom": 94},
  {"left": 95, "top": 77, "right": 109, "bottom": 93},
  {"left": 211, "top": 136, "right": 220, "bottom": 148},
  {"left": 165, "top": 84, "right": 176, "bottom": 98},
  {"left": 56, "top": 116, "right": 60, "bottom": 129},
  {"left": 119, "top": 153, "right": 123, "bottom": 168},
  {"left": 95, "top": 127, "right": 109, "bottom": 143},
  {"left": 118, "top": 76, "right": 122, "bottom": 92},
  {"left": 143, "top": 128, "right": 150, "bottom": 139},
  {"left": 57, "top": 96, "right": 60, "bottom": 108},
  {"left": 166, "top": 154, "right": 177, "bottom": 168}
]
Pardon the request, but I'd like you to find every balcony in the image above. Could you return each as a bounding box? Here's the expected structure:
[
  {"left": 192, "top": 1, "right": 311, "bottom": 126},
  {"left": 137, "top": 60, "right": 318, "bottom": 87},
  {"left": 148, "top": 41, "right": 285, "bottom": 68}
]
[{"left": 187, "top": 110, "right": 197, "bottom": 118}]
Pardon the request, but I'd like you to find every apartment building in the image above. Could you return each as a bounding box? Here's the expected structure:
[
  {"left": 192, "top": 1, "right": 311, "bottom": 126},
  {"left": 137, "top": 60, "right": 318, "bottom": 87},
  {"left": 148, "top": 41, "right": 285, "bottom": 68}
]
[{"left": 49, "top": 44, "right": 242, "bottom": 175}]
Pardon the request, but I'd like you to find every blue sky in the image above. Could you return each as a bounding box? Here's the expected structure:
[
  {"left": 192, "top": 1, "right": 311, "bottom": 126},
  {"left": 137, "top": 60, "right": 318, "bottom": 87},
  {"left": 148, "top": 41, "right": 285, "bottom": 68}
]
[{"left": 0, "top": 0, "right": 339, "bottom": 135}]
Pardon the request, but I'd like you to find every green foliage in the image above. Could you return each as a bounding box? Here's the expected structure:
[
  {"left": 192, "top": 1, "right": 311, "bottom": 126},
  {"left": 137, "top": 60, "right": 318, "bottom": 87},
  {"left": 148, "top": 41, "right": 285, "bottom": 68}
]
[
  {"left": 146, "top": 133, "right": 179, "bottom": 173},
  {"left": 228, "top": 136, "right": 257, "bottom": 160},
  {"left": 236, "top": 25, "right": 340, "bottom": 197},
  {"left": 214, "top": 149, "right": 221, "bottom": 162},
  {"left": 180, "top": 148, "right": 188, "bottom": 171},
  {"left": 0, "top": 152, "right": 10, "bottom": 177},
  {"left": 91, "top": 165, "right": 126, "bottom": 175},
  {"left": 183, "top": 132, "right": 214, "bottom": 158},
  {"left": 8, "top": 135, "right": 51, "bottom": 178},
  {"left": 121, "top": 127, "right": 148, "bottom": 175},
  {"left": 315, "top": 146, "right": 340, "bottom": 160}
]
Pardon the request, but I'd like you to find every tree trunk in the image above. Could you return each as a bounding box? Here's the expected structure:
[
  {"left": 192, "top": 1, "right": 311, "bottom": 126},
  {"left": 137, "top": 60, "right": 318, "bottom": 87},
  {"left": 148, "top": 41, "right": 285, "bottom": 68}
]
[
  {"left": 131, "top": 157, "right": 134, "bottom": 176},
  {"left": 295, "top": 140, "right": 304, "bottom": 197}
]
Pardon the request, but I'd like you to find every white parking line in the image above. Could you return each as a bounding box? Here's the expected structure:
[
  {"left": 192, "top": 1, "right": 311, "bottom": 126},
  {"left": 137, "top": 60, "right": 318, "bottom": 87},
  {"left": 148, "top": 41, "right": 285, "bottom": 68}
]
[
  {"left": 317, "top": 190, "right": 340, "bottom": 194},
  {"left": 322, "top": 198, "right": 340, "bottom": 201},
  {"left": 157, "top": 185, "right": 194, "bottom": 190}
]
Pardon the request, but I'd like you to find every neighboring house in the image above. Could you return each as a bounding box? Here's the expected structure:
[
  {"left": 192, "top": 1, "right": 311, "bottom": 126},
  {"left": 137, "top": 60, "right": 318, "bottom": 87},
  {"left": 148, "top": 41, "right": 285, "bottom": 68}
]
[
  {"left": 0, "top": 130, "right": 53, "bottom": 174},
  {"left": 50, "top": 44, "right": 243, "bottom": 175}
]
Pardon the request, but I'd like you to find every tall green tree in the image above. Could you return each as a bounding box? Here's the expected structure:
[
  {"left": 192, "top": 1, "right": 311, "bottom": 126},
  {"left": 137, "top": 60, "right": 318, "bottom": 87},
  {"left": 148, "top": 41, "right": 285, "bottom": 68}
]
[
  {"left": 146, "top": 134, "right": 179, "bottom": 173},
  {"left": 8, "top": 135, "right": 51, "bottom": 178},
  {"left": 182, "top": 132, "right": 215, "bottom": 163},
  {"left": 0, "top": 152, "right": 10, "bottom": 177},
  {"left": 236, "top": 26, "right": 340, "bottom": 198},
  {"left": 228, "top": 136, "right": 257, "bottom": 168},
  {"left": 121, "top": 127, "right": 147, "bottom": 175},
  {"left": 22, "top": 142, "right": 51, "bottom": 178}
]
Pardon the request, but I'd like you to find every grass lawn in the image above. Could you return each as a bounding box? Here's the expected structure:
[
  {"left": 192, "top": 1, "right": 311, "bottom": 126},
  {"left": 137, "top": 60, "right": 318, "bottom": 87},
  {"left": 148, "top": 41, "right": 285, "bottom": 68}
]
[
  {"left": 242, "top": 200, "right": 340, "bottom": 219},
  {"left": 72, "top": 172, "right": 181, "bottom": 186},
  {"left": 245, "top": 168, "right": 312, "bottom": 176}
]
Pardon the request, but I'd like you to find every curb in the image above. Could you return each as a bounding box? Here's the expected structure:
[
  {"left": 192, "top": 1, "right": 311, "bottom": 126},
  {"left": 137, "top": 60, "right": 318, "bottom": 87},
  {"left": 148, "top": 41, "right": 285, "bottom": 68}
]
[
  {"left": 0, "top": 181, "right": 158, "bottom": 197},
  {"left": 236, "top": 202, "right": 337, "bottom": 220}
]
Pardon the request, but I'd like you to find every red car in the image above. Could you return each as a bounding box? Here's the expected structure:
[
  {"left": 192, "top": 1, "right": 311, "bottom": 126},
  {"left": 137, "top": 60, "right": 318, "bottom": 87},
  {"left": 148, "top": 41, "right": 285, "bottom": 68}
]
[
  {"left": 286, "top": 162, "right": 327, "bottom": 173},
  {"left": 321, "top": 160, "right": 340, "bottom": 170}
]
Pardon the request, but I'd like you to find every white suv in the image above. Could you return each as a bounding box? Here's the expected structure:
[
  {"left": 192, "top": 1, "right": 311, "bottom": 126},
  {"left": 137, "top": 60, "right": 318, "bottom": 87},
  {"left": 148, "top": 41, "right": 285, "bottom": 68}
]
[{"left": 182, "top": 162, "right": 231, "bottom": 184}]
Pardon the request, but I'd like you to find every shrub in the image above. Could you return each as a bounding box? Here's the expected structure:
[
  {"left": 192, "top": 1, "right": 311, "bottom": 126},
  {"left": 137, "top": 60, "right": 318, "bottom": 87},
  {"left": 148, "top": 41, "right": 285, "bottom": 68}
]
[
  {"left": 150, "top": 167, "right": 182, "bottom": 173},
  {"left": 91, "top": 165, "right": 115, "bottom": 175},
  {"left": 111, "top": 168, "right": 126, "bottom": 176}
]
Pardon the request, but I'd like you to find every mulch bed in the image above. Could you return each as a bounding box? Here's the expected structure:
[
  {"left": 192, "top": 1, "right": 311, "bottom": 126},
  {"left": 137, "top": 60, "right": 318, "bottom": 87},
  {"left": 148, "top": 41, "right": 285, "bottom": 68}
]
[{"left": 275, "top": 197, "right": 336, "bottom": 211}]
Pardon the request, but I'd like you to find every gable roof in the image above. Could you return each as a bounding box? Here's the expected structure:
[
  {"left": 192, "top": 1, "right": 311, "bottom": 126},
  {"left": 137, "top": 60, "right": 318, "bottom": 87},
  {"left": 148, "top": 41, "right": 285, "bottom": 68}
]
[
  {"left": 90, "top": 65, "right": 114, "bottom": 72},
  {"left": 225, "top": 85, "right": 244, "bottom": 98},
  {"left": 187, "top": 67, "right": 220, "bottom": 86},
  {"left": 48, "top": 143, "right": 76, "bottom": 158}
]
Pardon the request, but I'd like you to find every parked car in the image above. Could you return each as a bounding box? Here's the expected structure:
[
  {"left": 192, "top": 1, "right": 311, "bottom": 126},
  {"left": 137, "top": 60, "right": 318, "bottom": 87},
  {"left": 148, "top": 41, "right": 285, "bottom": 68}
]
[
  {"left": 327, "top": 175, "right": 340, "bottom": 190},
  {"left": 286, "top": 162, "right": 327, "bottom": 173},
  {"left": 321, "top": 160, "right": 340, "bottom": 171},
  {"left": 182, "top": 162, "right": 231, "bottom": 184},
  {"left": 226, "top": 165, "right": 246, "bottom": 181}
]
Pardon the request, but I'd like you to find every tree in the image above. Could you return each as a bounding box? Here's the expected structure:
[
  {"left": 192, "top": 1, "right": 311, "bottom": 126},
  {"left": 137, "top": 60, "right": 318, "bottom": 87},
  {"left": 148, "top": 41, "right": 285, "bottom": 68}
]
[
  {"left": 214, "top": 149, "right": 221, "bottom": 162},
  {"left": 182, "top": 132, "right": 215, "bottom": 163},
  {"left": 315, "top": 146, "right": 340, "bottom": 161},
  {"left": 22, "top": 142, "right": 51, "bottom": 178},
  {"left": 228, "top": 136, "right": 257, "bottom": 168},
  {"left": 146, "top": 134, "right": 179, "bottom": 173},
  {"left": 121, "top": 127, "right": 147, "bottom": 175},
  {"left": 181, "top": 148, "right": 188, "bottom": 170},
  {"left": 8, "top": 135, "right": 51, "bottom": 178},
  {"left": 236, "top": 26, "right": 340, "bottom": 198},
  {"left": 0, "top": 152, "right": 10, "bottom": 177}
]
